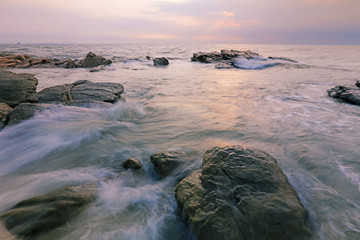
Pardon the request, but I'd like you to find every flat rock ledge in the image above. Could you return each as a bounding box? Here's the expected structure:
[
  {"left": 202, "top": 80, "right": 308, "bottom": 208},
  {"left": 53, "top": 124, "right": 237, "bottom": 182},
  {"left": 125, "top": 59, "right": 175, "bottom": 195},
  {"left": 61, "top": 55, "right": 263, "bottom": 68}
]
[
  {"left": 327, "top": 81, "right": 360, "bottom": 106},
  {"left": 175, "top": 145, "right": 312, "bottom": 240},
  {"left": 0, "top": 52, "right": 111, "bottom": 69}
]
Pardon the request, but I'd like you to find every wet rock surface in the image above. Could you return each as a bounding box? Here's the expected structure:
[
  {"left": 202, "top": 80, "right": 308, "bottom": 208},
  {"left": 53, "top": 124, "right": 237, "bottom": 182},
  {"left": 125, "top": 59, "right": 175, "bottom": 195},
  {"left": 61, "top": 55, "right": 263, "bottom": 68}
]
[
  {"left": 0, "top": 103, "right": 13, "bottom": 129},
  {"left": 328, "top": 82, "right": 360, "bottom": 106},
  {"left": 150, "top": 151, "right": 191, "bottom": 178},
  {"left": 7, "top": 103, "right": 55, "bottom": 125},
  {"left": 0, "top": 70, "right": 38, "bottom": 107},
  {"left": 122, "top": 158, "right": 142, "bottom": 170},
  {"left": 37, "top": 84, "right": 72, "bottom": 104},
  {"left": 71, "top": 80, "right": 124, "bottom": 103},
  {"left": 0, "top": 183, "right": 97, "bottom": 239},
  {"left": 175, "top": 145, "right": 312, "bottom": 240}
]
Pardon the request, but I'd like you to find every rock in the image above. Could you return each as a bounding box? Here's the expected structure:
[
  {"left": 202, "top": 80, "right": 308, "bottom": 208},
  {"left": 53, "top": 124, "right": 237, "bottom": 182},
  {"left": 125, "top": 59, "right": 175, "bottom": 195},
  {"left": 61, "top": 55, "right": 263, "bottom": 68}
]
[
  {"left": 0, "top": 70, "right": 38, "bottom": 107},
  {"left": 64, "top": 59, "right": 78, "bottom": 68},
  {"left": 121, "top": 158, "right": 142, "bottom": 170},
  {"left": 221, "top": 49, "right": 259, "bottom": 60},
  {"left": 328, "top": 85, "right": 360, "bottom": 106},
  {"left": 7, "top": 103, "right": 54, "bottom": 125},
  {"left": 82, "top": 52, "right": 112, "bottom": 68},
  {"left": 175, "top": 146, "right": 312, "bottom": 240},
  {"left": 37, "top": 84, "right": 72, "bottom": 104},
  {"left": 71, "top": 80, "right": 124, "bottom": 103},
  {"left": 355, "top": 80, "right": 360, "bottom": 88},
  {"left": 0, "top": 183, "right": 97, "bottom": 238},
  {"left": 0, "top": 102, "right": 13, "bottom": 129},
  {"left": 150, "top": 151, "right": 189, "bottom": 178},
  {"left": 153, "top": 57, "right": 169, "bottom": 66}
]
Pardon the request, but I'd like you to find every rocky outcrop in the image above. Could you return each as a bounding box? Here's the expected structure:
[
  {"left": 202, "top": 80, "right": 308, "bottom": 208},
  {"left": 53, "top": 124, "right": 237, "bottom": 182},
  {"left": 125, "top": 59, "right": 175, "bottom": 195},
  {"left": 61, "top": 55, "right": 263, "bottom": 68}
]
[
  {"left": 0, "top": 69, "right": 124, "bottom": 127},
  {"left": 122, "top": 158, "right": 142, "bottom": 170},
  {"left": 0, "top": 70, "right": 38, "bottom": 107},
  {"left": 153, "top": 57, "right": 169, "bottom": 66},
  {"left": 150, "top": 151, "right": 190, "bottom": 178},
  {"left": 191, "top": 50, "right": 259, "bottom": 64},
  {"left": 82, "top": 52, "right": 112, "bottom": 68},
  {"left": 175, "top": 146, "right": 312, "bottom": 240},
  {"left": 0, "top": 103, "right": 13, "bottom": 129},
  {"left": 191, "top": 49, "right": 297, "bottom": 70},
  {"left": 328, "top": 82, "right": 360, "bottom": 106},
  {"left": 0, "top": 183, "right": 97, "bottom": 239},
  {"left": 0, "top": 52, "right": 111, "bottom": 69}
]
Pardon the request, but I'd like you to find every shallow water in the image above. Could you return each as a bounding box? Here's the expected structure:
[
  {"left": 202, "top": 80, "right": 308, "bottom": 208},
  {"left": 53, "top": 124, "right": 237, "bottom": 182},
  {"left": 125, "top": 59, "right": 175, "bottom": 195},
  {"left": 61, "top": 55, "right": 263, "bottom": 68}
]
[{"left": 0, "top": 43, "right": 360, "bottom": 239}]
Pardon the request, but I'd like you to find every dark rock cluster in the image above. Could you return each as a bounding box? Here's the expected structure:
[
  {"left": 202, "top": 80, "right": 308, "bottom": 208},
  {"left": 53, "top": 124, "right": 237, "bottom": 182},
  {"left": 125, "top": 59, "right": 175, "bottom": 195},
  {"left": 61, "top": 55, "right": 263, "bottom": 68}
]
[
  {"left": 175, "top": 146, "right": 312, "bottom": 240},
  {"left": 328, "top": 81, "right": 360, "bottom": 106},
  {"left": 0, "top": 70, "right": 124, "bottom": 128}
]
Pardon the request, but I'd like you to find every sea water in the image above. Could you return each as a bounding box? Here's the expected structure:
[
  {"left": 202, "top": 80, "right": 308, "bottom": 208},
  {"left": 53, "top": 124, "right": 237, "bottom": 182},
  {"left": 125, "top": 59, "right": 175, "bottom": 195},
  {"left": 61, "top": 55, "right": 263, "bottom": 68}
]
[{"left": 0, "top": 43, "right": 359, "bottom": 239}]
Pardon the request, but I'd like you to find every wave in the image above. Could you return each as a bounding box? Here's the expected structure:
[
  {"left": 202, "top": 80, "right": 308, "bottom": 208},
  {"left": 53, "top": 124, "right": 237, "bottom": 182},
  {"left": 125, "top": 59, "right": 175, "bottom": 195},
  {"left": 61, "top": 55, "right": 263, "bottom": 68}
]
[
  {"left": 232, "top": 56, "right": 293, "bottom": 70},
  {"left": 0, "top": 101, "right": 146, "bottom": 176}
]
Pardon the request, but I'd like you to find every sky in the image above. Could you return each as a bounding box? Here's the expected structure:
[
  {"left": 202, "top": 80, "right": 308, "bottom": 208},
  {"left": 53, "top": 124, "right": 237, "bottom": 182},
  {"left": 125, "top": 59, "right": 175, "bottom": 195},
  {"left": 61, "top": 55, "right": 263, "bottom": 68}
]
[{"left": 1, "top": 0, "right": 360, "bottom": 44}]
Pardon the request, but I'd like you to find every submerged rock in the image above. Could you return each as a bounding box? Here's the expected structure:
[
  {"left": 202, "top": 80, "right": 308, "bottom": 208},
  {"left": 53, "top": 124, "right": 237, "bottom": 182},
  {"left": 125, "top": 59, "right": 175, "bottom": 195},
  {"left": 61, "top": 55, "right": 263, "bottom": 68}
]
[
  {"left": 122, "top": 158, "right": 142, "bottom": 170},
  {"left": 153, "top": 57, "right": 169, "bottom": 66},
  {"left": 328, "top": 83, "right": 360, "bottom": 106},
  {"left": 175, "top": 145, "right": 312, "bottom": 240},
  {"left": 0, "top": 70, "right": 38, "bottom": 107},
  {"left": 0, "top": 183, "right": 97, "bottom": 239},
  {"left": 150, "top": 151, "right": 189, "bottom": 178},
  {"left": 82, "top": 52, "right": 112, "bottom": 68}
]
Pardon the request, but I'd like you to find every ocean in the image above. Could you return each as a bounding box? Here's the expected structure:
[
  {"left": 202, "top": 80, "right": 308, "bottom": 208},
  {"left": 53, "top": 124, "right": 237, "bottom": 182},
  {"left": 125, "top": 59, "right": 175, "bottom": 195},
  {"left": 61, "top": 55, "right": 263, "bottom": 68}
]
[{"left": 0, "top": 43, "right": 359, "bottom": 239}]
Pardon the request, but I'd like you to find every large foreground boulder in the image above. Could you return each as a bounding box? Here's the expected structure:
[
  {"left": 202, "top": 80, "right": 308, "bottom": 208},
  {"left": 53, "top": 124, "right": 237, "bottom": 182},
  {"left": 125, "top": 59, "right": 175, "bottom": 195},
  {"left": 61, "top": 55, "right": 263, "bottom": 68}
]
[
  {"left": 327, "top": 82, "right": 360, "bottom": 106},
  {"left": 0, "top": 70, "right": 38, "bottom": 107},
  {"left": 175, "top": 146, "right": 312, "bottom": 240},
  {"left": 0, "top": 183, "right": 97, "bottom": 239}
]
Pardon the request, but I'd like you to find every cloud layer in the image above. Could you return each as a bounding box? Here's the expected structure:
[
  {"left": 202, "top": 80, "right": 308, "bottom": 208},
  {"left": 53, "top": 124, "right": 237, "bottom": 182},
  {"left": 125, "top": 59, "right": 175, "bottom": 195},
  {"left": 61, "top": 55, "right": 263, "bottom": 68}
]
[{"left": 1, "top": 0, "right": 359, "bottom": 44}]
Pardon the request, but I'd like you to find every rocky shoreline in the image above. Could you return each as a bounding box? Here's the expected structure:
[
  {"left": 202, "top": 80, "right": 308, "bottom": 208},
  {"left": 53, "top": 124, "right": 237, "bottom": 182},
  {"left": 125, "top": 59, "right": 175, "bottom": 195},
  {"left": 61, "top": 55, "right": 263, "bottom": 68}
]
[{"left": 0, "top": 61, "right": 312, "bottom": 239}]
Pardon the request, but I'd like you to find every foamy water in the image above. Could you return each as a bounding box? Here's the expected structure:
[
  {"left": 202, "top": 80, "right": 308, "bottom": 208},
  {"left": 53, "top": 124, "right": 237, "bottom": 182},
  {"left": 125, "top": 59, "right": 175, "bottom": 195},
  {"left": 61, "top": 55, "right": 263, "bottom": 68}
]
[{"left": 0, "top": 43, "right": 360, "bottom": 239}]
